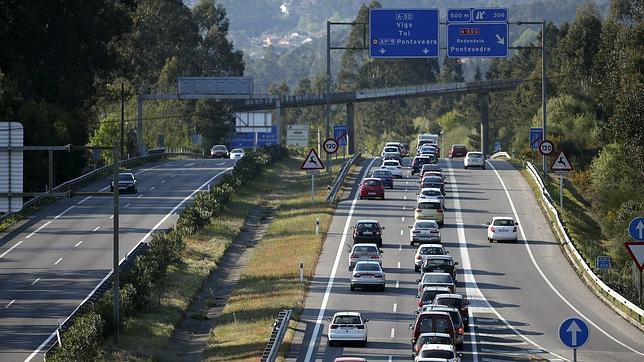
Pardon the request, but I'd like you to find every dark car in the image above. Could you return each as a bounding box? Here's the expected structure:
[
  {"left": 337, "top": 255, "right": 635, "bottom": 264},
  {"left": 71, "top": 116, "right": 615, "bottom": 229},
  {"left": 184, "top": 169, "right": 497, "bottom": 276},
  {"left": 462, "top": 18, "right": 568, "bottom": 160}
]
[
  {"left": 432, "top": 293, "right": 470, "bottom": 328},
  {"left": 420, "top": 176, "right": 445, "bottom": 194},
  {"left": 449, "top": 144, "right": 467, "bottom": 158},
  {"left": 419, "top": 305, "right": 465, "bottom": 348},
  {"left": 351, "top": 220, "right": 385, "bottom": 246},
  {"left": 210, "top": 145, "right": 228, "bottom": 158},
  {"left": 359, "top": 178, "right": 385, "bottom": 200},
  {"left": 411, "top": 156, "right": 432, "bottom": 175},
  {"left": 371, "top": 169, "right": 394, "bottom": 189},
  {"left": 409, "top": 311, "right": 456, "bottom": 350},
  {"left": 110, "top": 173, "right": 137, "bottom": 193},
  {"left": 421, "top": 255, "right": 458, "bottom": 281},
  {"left": 416, "top": 286, "right": 451, "bottom": 310}
]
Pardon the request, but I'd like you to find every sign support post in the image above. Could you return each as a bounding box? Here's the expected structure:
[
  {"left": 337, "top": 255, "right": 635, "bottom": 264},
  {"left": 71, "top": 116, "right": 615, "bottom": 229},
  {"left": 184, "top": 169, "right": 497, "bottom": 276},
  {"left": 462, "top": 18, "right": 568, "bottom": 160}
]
[
  {"left": 560, "top": 174, "right": 563, "bottom": 209},
  {"left": 311, "top": 172, "right": 315, "bottom": 204}
]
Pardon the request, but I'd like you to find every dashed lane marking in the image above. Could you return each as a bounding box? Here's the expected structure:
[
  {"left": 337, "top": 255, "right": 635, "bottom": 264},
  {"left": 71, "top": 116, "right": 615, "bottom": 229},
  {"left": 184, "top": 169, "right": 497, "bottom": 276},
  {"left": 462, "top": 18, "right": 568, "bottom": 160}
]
[
  {"left": 54, "top": 258, "right": 63, "bottom": 265},
  {"left": 5, "top": 300, "right": 15, "bottom": 309},
  {"left": 74, "top": 240, "right": 83, "bottom": 247},
  {"left": 30, "top": 278, "right": 40, "bottom": 286},
  {"left": 92, "top": 226, "right": 100, "bottom": 232},
  {"left": 0, "top": 240, "right": 24, "bottom": 258}
]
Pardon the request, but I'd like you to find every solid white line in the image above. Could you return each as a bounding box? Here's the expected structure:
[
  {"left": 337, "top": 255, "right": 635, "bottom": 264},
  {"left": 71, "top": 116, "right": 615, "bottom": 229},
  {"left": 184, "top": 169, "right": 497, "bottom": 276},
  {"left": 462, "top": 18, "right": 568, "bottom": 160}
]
[
  {"left": 5, "top": 300, "right": 15, "bottom": 309},
  {"left": 30, "top": 278, "right": 40, "bottom": 286},
  {"left": 109, "top": 214, "right": 114, "bottom": 219},
  {"left": 0, "top": 240, "right": 24, "bottom": 259},
  {"left": 402, "top": 216, "right": 405, "bottom": 222},
  {"left": 304, "top": 158, "right": 377, "bottom": 361},
  {"left": 390, "top": 328, "right": 395, "bottom": 338},
  {"left": 399, "top": 245, "right": 402, "bottom": 251},
  {"left": 400, "top": 229, "right": 403, "bottom": 236},
  {"left": 124, "top": 203, "right": 130, "bottom": 208},
  {"left": 447, "top": 160, "right": 567, "bottom": 362},
  {"left": 26, "top": 165, "right": 236, "bottom": 362},
  {"left": 92, "top": 226, "right": 100, "bottom": 232},
  {"left": 487, "top": 161, "right": 644, "bottom": 356},
  {"left": 217, "top": 162, "right": 225, "bottom": 166},
  {"left": 54, "top": 258, "right": 62, "bottom": 265},
  {"left": 74, "top": 240, "right": 83, "bottom": 247},
  {"left": 396, "top": 280, "right": 400, "bottom": 289},
  {"left": 393, "top": 303, "right": 397, "bottom": 312},
  {"left": 137, "top": 194, "right": 143, "bottom": 199},
  {"left": 402, "top": 205, "right": 405, "bottom": 210},
  {"left": 25, "top": 221, "right": 51, "bottom": 239},
  {"left": 150, "top": 186, "right": 156, "bottom": 190},
  {"left": 405, "top": 187, "right": 408, "bottom": 192},
  {"left": 404, "top": 195, "right": 407, "bottom": 200}
]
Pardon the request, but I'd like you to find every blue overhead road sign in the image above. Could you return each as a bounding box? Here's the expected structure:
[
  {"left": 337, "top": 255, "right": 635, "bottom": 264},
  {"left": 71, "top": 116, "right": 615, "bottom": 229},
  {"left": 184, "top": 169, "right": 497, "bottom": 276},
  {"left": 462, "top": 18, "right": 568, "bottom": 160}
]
[
  {"left": 530, "top": 128, "right": 543, "bottom": 150},
  {"left": 369, "top": 9, "right": 439, "bottom": 58},
  {"left": 447, "top": 9, "right": 472, "bottom": 23},
  {"left": 628, "top": 217, "right": 644, "bottom": 241},
  {"left": 471, "top": 8, "right": 509, "bottom": 22},
  {"left": 447, "top": 22, "right": 508, "bottom": 57},
  {"left": 559, "top": 317, "right": 590, "bottom": 348}
]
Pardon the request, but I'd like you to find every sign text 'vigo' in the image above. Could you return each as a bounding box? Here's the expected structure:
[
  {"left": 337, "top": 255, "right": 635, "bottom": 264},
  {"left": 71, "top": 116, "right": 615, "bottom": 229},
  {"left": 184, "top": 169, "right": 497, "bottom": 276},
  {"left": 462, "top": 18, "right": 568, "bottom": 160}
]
[{"left": 369, "top": 9, "right": 439, "bottom": 58}]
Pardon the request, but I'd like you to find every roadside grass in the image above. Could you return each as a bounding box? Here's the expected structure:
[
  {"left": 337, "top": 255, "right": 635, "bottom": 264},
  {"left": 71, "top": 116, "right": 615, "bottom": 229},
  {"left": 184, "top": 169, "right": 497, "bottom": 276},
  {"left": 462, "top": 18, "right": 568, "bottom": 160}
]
[
  {"left": 201, "top": 158, "right": 340, "bottom": 361},
  {"left": 103, "top": 158, "right": 299, "bottom": 360}
]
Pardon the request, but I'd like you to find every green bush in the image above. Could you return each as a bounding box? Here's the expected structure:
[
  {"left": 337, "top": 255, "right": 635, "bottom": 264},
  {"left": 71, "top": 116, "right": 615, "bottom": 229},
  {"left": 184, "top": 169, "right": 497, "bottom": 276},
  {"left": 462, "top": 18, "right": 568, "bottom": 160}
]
[{"left": 49, "top": 311, "right": 105, "bottom": 361}]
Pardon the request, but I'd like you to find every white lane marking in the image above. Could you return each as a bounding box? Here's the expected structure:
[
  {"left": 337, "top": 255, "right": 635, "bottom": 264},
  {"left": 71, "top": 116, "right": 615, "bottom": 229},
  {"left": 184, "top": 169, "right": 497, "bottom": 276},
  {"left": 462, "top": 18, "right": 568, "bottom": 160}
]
[
  {"left": 393, "top": 303, "right": 397, "bottom": 312},
  {"left": 30, "top": 278, "right": 40, "bottom": 286},
  {"left": 150, "top": 186, "right": 156, "bottom": 190},
  {"left": 74, "top": 240, "right": 83, "bottom": 247},
  {"left": 404, "top": 195, "right": 407, "bottom": 200},
  {"left": 401, "top": 216, "right": 405, "bottom": 222},
  {"left": 388, "top": 357, "right": 392, "bottom": 362},
  {"left": 448, "top": 160, "right": 567, "bottom": 362},
  {"left": 124, "top": 203, "right": 130, "bottom": 208},
  {"left": 399, "top": 245, "right": 402, "bottom": 251},
  {"left": 405, "top": 187, "right": 408, "bottom": 192},
  {"left": 304, "top": 158, "right": 378, "bottom": 361},
  {"left": 397, "top": 261, "right": 401, "bottom": 268},
  {"left": 92, "top": 226, "right": 100, "bottom": 232},
  {"left": 217, "top": 162, "right": 226, "bottom": 166},
  {"left": 26, "top": 165, "right": 236, "bottom": 362},
  {"left": 402, "top": 205, "right": 405, "bottom": 210},
  {"left": 406, "top": 181, "right": 409, "bottom": 184},
  {"left": 396, "top": 280, "right": 400, "bottom": 289},
  {"left": 161, "top": 180, "right": 166, "bottom": 184},
  {"left": 25, "top": 221, "right": 51, "bottom": 239},
  {"left": 0, "top": 240, "right": 24, "bottom": 258},
  {"left": 390, "top": 328, "right": 395, "bottom": 338},
  {"left": 171, "top": 174, "right": 176, "bottom": 178},
  {"left": 109, "top": 214, "right": 114, "bottom": 219},
  {"left": 137, "top": 194, "right": 143, "bottom": 199},
  {"left": 54, "top": 258, "right": 63, "bottom": 265},
  {"left": 487, "top": 161, "right": 644, "bottom": 356},
  {"left": 400, "top": 229, "right": 403, "bottom": 236},
  {"left": 5, "top": 300, "right": 15, "bottom": 309}
]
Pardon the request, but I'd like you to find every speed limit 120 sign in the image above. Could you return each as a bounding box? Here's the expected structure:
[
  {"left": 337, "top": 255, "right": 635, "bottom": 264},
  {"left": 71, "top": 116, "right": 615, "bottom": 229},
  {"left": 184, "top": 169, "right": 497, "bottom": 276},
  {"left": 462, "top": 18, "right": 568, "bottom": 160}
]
[
  {"left": 539, "top": 140, "right": 554, "bottom": 156},
  {"left": 323, "top": 138, "right": 339, "bottom": 154}
]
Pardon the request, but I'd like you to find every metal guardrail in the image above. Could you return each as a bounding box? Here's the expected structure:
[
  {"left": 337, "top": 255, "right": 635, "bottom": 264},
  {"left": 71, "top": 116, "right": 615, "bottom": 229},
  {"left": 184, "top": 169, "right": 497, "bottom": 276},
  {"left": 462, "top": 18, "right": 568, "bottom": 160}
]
[
  {"left": 326, "top": 153, "right": 361, "bottom": 203},
  {"left": 261, "top": 309, "right": 292, "bottom": 362},
  {"left": 525, "top": 161, "right": 644, "bottom": 326}
]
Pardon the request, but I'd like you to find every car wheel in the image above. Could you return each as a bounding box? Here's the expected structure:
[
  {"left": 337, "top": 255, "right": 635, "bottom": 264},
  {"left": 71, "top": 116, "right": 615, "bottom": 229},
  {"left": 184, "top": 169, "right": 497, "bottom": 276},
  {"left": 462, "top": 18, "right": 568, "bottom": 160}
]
[
  {"left": 328, "top": 340, "right": 335, "bottom": 347},
  {"left": 464, "top": 166, "right": 468, "bottom": 169},
  {"left": 380, "top": 285, "right": 385, "bottom": 292},
  {"left": 514, "top": 238, "right": 519, "bottom": 243},
  {"left": 381, "top": 196, "right": 385, "bottom": 200},
  {"left": 350, "top": 284, "right": 355, "bottom": 291},
  {"left": 361, "top": 339, "right": 367, "bottom": 347},
  {"left": 414, "top": 265, "right": 419, "bottom": 272},
  {"left": 488, "top": 237, "right": 493, "bottom": 243}
]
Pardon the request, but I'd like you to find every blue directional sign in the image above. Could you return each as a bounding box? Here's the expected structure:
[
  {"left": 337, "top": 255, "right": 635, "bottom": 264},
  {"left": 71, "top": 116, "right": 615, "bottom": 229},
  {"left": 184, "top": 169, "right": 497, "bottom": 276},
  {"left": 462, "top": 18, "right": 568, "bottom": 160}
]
[
  {"left": 333, "top": 125, "right": 348, "bottom": 146},
  {"left": 628, "top": 217, "right": 644, "bottom": 241},
  {"left": 369, "top": 9, "right": 439, "bottom": 58},
  {"left": 471, "top": 8, "right": 509, "bottom": 22},
  {"left": 596, "top": 255, "right": 611, "bottom": 269},
  {"left": 230, "top": 126, "right": 277, "bottom": 148},
  {"left": 447, "top": 9, "right": 471, "bottom": 23},
  {"left": 530, "top": 127, "right": 543, "bottom": 150},
  {"left": 447, "top": 23, "right": 508, "bottom": 57},
  {"left": 559, "top": 317, "right": 590, "bottom": 348}
]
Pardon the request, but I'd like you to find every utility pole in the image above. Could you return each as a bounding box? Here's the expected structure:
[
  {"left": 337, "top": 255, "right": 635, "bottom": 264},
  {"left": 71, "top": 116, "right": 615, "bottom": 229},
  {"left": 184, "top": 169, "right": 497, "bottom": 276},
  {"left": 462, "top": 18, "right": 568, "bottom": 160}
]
[
  {"left": 325, "top": 21, "right": 332, "bottom": 174},
  {"left": 541, "top": 20, "right": 548, "bottom": 179},
  {"left": 112, "top": 146, "right": 120, "bottom": 343},
  {"left": 120, "top": 83, "right": 125, "bottom": 158}
]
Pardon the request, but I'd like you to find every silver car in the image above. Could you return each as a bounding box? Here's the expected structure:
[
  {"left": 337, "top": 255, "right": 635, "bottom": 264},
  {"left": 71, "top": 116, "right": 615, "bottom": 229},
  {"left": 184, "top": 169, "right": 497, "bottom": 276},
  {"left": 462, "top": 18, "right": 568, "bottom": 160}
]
[
  {"left": 348, "top": 243, "right": 382, "bottom": 270},
  {"left": 409, "top": 220, "right": 441, "bottom": 246},
  {"left": 413, "top": 243, "right": 448, "bottom": 272},
  {"left": 417, "top": 272, "right": 455, "bottom": 294},
  {"left": 417, "top": 188, "right": 445, "bottom": 209},
  {"left": 350, "top": 261, "right": 386, "bottom": 291}
]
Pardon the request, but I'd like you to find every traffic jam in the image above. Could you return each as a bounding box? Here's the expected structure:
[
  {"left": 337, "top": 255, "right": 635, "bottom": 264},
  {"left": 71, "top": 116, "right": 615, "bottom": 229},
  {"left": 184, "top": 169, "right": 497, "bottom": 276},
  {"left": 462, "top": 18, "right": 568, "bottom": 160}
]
[{"left": 329, "top": 133, "right": 519, "bottom": 362}]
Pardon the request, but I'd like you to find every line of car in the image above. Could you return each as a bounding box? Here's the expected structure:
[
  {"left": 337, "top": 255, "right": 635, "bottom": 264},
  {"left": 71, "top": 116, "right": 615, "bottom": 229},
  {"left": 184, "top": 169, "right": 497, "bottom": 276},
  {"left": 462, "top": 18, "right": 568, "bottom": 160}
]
[{"left": 210, "top": 144, "right": 245, "bottom": 160}]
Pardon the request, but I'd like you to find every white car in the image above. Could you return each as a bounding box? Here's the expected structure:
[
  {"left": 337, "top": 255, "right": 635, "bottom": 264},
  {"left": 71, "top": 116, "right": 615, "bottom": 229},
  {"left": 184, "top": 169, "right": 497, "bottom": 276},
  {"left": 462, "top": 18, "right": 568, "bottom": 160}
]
[
  {"left": 380, "top": 159, "right": 403, "bottom": 178},
  {"left": 487, "top": 216, "right": 519, "bottom": 242},
  {"left": 229, "top": 148, "right": 245, "bottom": 160},
  {"left": 409, "top": 220, "right": 441, "bottom": 246},
  {"left": 415, "top": 343, "right": 461, "bottom": 361},
  {"left": 413, "top": 243, "right": 447, "bottom": 272},
  {"left": 417, "top": 187, "right": 445, "bottom": 208},
  {"left": 464, "top": 152, "right": 485, "bottom": 169},
  {"left": 328, "top": 312, "right": 368, "bottom": 347}
]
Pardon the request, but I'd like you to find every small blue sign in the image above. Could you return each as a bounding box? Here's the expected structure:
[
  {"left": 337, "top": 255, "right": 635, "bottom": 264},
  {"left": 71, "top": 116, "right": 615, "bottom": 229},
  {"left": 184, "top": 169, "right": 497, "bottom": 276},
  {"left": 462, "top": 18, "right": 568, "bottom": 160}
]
[
  {"left": 596, "top": 255, "right": 611, "bottom": 269},
  {"left": 559, "top": 317, "right": 590, "bottom": 348},
  {"left": 447, "top": 9, "right": 471, "bottom": 23},
  {"left": 471, "top": 8, "right": 508, "bottom": 23},
  {"left": 334, "top": 125, "right": 348, "bottom": 146},
  {"left": 369, "top": 9, "right": 439, "bottom": 58},
  {"left": 447, "top": 22, "right": 508, "bottom": 57},
  {"left": 628, "top": 217, "right": 644, "bottom": 241},
  {"left": 530, "top": 127, "right": 543, "bottom": 150},
  {"left": 494, "top": 140, "right": 501, "bottom": 153}
]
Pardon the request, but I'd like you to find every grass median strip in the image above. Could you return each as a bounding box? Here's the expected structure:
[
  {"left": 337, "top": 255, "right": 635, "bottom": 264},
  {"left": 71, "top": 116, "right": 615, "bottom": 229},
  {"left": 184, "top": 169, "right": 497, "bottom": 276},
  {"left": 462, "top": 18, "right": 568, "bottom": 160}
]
[{"left": 201, "top": 158, "right": 340, "bottom": 361}]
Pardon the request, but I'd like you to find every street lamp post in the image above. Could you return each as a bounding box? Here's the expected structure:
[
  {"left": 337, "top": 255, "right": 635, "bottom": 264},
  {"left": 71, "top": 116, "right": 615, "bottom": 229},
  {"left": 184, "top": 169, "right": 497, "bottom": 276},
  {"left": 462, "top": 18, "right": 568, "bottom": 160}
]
[{"left": 120, "top": 83, "right": 125, "bottom": 158}]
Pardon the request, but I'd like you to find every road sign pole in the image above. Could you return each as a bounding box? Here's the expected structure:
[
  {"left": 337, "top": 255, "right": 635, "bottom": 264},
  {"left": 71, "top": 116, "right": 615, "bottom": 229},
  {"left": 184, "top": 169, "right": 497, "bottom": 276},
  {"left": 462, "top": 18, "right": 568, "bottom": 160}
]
[
  {"left": 325, "top": 21, "right": 332, "bottom": 174},
  {"left": 311, "top": 173, "right": 315, "bottom": 204},
  {"left": 573, "top": 348, "right": 577, "bottom": 362},
  {"left": 560, "top": 174, "right": 563, "bottom": 209},
  {"left": 541, "top": 20, "right": 548, "bottom": 180}
]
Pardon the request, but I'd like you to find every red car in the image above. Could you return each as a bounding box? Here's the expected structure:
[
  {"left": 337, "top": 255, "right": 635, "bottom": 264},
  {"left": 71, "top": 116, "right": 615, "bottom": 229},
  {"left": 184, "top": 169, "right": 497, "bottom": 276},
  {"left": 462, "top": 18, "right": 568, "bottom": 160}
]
[
  {"left": 449, "top": 144, "right": 468, "bottom": 158},
  {"left": 359, "top": 178, "right": 385, "bottom": 200}
]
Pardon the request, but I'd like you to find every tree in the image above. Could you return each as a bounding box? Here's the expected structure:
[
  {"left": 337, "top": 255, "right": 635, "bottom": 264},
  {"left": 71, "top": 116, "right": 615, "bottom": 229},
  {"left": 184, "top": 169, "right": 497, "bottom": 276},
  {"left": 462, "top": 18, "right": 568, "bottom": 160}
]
[{"left": 89, "top": 114, "right": 121, "bottom": 164}]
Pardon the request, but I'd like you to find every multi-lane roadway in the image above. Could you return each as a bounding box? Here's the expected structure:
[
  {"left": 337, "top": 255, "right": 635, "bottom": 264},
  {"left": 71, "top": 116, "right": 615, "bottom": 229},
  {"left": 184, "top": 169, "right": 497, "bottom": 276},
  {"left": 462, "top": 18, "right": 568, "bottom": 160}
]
[
  {"left": 288, "top": 157, "right": 644, "bottom": 361},
  {"left": 0, "top": 158, "right": 236, "bottom": 362}
]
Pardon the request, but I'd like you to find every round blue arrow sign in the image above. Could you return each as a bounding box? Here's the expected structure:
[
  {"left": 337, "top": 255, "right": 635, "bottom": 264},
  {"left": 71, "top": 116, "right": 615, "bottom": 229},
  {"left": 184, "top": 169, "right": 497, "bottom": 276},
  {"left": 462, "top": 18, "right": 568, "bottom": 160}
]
[
  {"left": 628, "top": 217, "right": 644, "bottom": 241},
  {"left": 559, "top": 317, "right": 590, "bottom": 348}
]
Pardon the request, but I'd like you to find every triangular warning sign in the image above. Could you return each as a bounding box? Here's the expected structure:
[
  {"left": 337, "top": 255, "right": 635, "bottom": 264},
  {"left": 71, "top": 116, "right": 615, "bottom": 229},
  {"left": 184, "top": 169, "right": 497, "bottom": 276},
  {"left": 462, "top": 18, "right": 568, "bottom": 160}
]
[
  {"left": 624, "top": 242, "right": 644, "bottom": 271},
  {"left": 550, "top": 151, "right": 573, "bottom": 171},
  {"left": 301, "top": 149, "right": 325, "bottom": 170}
]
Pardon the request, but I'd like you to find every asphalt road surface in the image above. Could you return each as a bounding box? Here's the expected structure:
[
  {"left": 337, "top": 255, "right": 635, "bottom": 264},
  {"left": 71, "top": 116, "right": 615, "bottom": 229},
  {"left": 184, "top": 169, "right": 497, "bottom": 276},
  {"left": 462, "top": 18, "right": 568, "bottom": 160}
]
[
  {"left": 288, "top": 157, "right": 644, "bottom": 361},
  {"left": 0, "top": 158, "right": 236, "bottom": 362}
]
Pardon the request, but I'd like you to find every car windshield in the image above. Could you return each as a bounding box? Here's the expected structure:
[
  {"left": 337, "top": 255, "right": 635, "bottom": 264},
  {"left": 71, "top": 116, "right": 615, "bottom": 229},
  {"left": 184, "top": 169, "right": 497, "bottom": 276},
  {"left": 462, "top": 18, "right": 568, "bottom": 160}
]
[
  {"left": 212, "top": 145, "right": 226, "bottom": 151},
  {"left": 416, "top": 221, "right": 438, "bottom": 229},
  {"left": 419, "top": 247, "right": 444, "bottom": 255},
  {"left": 436, "top": 298, "right": 462, "bottom": 308},
  {"left": 418, "top": 202, "right": 441, "bottom": 210},
  {"left": 420, "top": 350, "right": 455, "bottom": 358},
  {"left": 425, "top": 274, "right": 453, "bottom": 283},
  {"left": 384, "top": 147, "right": 398, "bottom": 152},
  {"left": 426, "top": 259, "right": 451, "bottom": 266},
  {"left": 355, "top": 263, "right": 380, "bottom": 271},
  {"left": 418, "top": 335, "right": 452, "bottom": 346},
  {"left": 231, "top": 148, "right": 243, "bottom": 153},
  {"left": 493, "top": 219, "right": 515, "bottom": 226},
  {"left": 364, "top": 179, "right": 382, "bottom": 186},
  {"left": 119, "top": 174, "right": 134, "bottom": 181},
  {"left": 357, "top": 223, "right": 378, "bottom": 230},
  {"left": 333, "top": 316, "right": 362, "bottom": 324},
  {"left": 421, "top": 190, "right": 442, "bottom": 197},
  {"left": 353, "top": 246, "right": 378, "bottom": 253}
]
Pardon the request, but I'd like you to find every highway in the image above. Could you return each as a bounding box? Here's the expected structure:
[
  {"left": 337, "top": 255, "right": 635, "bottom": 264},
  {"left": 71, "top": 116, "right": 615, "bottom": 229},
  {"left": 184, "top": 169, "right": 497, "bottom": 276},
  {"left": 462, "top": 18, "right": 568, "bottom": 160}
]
[
  {"left": 0, "top": 157, "right": 236, "bottom": 362},
  {"left": 288, "top": 157, "right": 644, "bottom": 361}
]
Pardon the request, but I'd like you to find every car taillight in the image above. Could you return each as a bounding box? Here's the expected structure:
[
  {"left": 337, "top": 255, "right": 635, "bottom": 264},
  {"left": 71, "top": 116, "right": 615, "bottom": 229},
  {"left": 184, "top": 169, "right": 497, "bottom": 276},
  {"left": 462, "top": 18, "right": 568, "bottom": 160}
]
[
  {"left": 374, "top": 273, "right": 382, "bottom": 278},
  {"left": 417, "top": 299, "right": 423, "bottom": 307},
  {"left": 416, "top": 255, "right": 422, "bottom": 260},
  {"left": 353, "top": 273, "right": 362, "bottom": 277},
  {"left": 431, "top": 230, "right": 439, "bottom": 233},
  {"left": 490, "top": 226, "right": 496, "bottom": 232},
  {"left": 350, "top": 255, "right": 358, "bottom": 259},
  {"left": 371, "top": 256, "right": 380, "bottom": 259},
  {"left": 355, "top": 325, "right": 365, "bottom": 329},
  {"left": 413, "top": 230, "right": 420, "bottom": 233},
  {"left": 416, "top": 208, "right": 421, "bottom": 212},
  {"left": 415, "top": 345, "right": 420, "bottom": 353},
  {"left": 457, "top": 327, "right": 464, "bottom": 334},
  {"left": 437, "top": 209, "right": 443, "bottom": 213},
  {"left": 330, "top": 324, "right": 338, "bottom": 329},
  {"left": 513, "top": 227, "right": 517, "bottom": 232}
]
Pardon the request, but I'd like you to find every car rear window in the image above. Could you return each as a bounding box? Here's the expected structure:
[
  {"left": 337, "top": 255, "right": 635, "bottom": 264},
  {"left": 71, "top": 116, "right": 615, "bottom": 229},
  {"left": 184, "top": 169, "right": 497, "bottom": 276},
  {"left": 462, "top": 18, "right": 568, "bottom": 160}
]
[
  {"left": 422, "top": 290, "right": 444, "bottom": 302},
  {"left": 334, "top": 316, "right": 361, "bottom": 324},
  {"left": 383, "top": 161, "right": 398, "bottom": 166},
  {"left": 357, "top": 223, "right": 378, "bottom": 230},
  {"left": 353, "top": 245, "right": 378, "bottom": 253},
  {"left": 231, "top": 148, "right": 243, "bottom": 153},
  {"left": 435, "top": 298, "right": 462, "bottom": 308},
  {"left": 212, "top": 145, "right": 227, "bottom": 150},
  {"left": 119, "top": 174, "right": 134, "bottom": 181},
  {"left": 418, "top": 315, "right": 452, "bottom": 333},
  {"left": 421, "top": 190, "right": 442, "bottom": 197},
  {"left": 417, "top": 335, "right": 452, "bottom": 346},
  {"left": 419, "top": 247, "right": 444, "bottom": 255},
  {"left": 469, "top": 153, "right": 483, "bottom": 158},
  {"left": 373, "top": 170, "right": 391, "bottom": 176},
  {"left": 426, "top": 259, "right": 452, "bottom": 266},
  {"left": 419, "top": 350, "right": 455, "bottom": 358},
  {"left": 355, "top": 263, "right": 380, "bottom": 271},
  {"left": 418, "top": 202, "right": 441, "bottom": 210},
  {"left": 415, "top": 221, "right": 438, "bottom": 229},
  {"left": 414, "top": 157, "right": 430, "bottom": 165},
  {"left": 493, "top": 219, "right": 515, "bottom": 226},
  {"left": 384, "top": 147, "right": 398, "bottom": 152},
  {"left": 425, "top": 274, "right": 453, "bottom": 283},
  {"left": 364, "top": 179, "right": 382, "bottom": 186}
]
